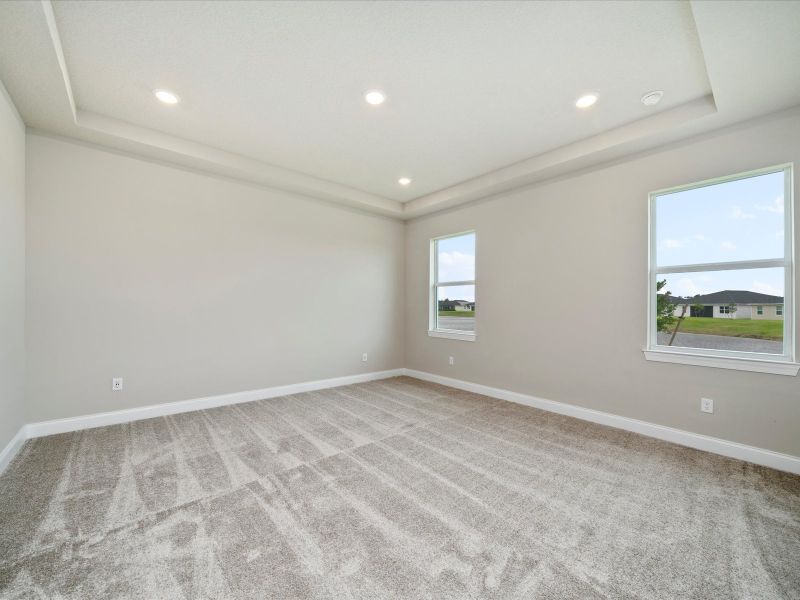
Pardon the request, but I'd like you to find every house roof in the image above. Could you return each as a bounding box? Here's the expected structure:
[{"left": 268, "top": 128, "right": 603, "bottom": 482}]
[{"left": 669, "top": 290, "right": 783, "bottom": 305}]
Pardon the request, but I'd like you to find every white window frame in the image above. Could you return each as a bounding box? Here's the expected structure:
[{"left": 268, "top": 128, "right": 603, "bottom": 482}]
[
  {"left": 777, "top": 304, "right": 784, "bottom": 316},
  {"left": 429, "top": 230, "right": 476, "bottom": 342},
  {"left": 645, "top": 164, "right": 798, "bottom": 376},
  {"left": 757, "top": 306, "right": 764, "bottom": 315}
]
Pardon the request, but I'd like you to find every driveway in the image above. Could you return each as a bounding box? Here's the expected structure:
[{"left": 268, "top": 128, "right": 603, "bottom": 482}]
[
  {"left": 437, "top": 316, "right": 475, "bottom": 332},
  {"left": 656, "top": 331, "right": 782, "bottom": 354}
]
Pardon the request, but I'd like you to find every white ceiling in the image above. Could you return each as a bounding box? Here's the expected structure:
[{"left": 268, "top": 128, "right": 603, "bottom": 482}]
[
  {"left": 52, "top": 0, "right": 710, "bottom": 200},
  {"left": 1, "top": 1, "right": 799, "bottom": 218}
]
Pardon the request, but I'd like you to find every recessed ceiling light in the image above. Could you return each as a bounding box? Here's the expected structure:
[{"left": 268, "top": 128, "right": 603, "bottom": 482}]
[
  {"left": 641, "top": 90, "right": 664, "bottom": 106},
  {"left": 364, "top": 90, "right": 386, "bottom": 106},
  {"left": 398, "top": 177, "right": 411, "bottom": 186},
  {"left": 575, "top": 94, "right": 598, "bottom": 108},
  {"left": 153, "top": 89, "right": 180, "bottom": 105}
]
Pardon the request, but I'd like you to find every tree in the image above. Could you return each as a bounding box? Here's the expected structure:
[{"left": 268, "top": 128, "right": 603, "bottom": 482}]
[
  {"left": 667, "top": 299, "right": 702, "bottom": 346},
  {"left": 657, "top": 279, "right": 702, "bottom": 345},
  {"left": 655, "top": 280, "right": 676, "bottom": 333}
]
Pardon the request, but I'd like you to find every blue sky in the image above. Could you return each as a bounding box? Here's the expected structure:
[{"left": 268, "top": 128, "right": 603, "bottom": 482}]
[
  {"left": 656, "top": 171, "right": 785, "bottom": 298},
  {"left": 437, "top": 232, "right": 475, "bottom": 301}
]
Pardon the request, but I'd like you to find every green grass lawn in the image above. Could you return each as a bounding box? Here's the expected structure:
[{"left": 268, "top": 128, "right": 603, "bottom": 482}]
[
  {"left": 438, "top": 310, "right": 475, "bottom": 317},
  {"left": 669, "top": 317, "right": 783, "bottom": 340}
]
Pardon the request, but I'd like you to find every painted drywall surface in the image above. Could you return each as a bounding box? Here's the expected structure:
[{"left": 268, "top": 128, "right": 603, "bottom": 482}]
[
  {"left": 0, "top": 82, "right": 26, "bottom": 449},
  {"left": 405, "top": 110, "right": 800, "bottom": 457},
  {"left": 26, "top": 134, "right": 405, "bottom": 422}
]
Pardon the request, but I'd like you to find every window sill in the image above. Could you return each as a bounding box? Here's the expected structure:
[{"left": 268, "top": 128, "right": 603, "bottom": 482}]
[
  {"left": 428, "top": 330, "right": 476, "bottom": 342},
  {"left": 643, "top": 349, "right": 799, "bottom": 376}
]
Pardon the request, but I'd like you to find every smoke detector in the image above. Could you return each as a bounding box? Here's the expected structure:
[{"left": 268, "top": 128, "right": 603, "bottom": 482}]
[{"left": 641, "top": 90, "right": 664, "bottom": 106}]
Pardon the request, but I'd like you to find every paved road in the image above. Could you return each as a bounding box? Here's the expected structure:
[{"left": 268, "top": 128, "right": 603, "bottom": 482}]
[
  {"left": 657, "top": 331, "right": 782, "bottom": 354},
  {"left": 438, "top": 316, "right": 475, "bottom": 332}
]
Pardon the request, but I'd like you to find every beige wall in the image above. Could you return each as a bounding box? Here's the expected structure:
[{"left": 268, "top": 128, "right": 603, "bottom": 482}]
[
  {"left": 713, "top": 305, "right": 737, "bottom": 319},
  {"left": 751, "top": 305, "right": 783, "bottom": 320},
  {"left": 405, "top": 109, "right": 800, "bottom": 457},
  {"left": 0, "top": 82, "right": 26, "bottom": 450},
  {"left": 17, "top": 106, "right": 800, "bottom": 457},
  {"left": 26, "top": 134, "right": 405, "bottom": 422}
]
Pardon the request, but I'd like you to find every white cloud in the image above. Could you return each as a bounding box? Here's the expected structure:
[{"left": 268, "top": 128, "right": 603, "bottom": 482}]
[
  {"left": 730, "top": 206, "right": 755, "bottom": 220},
  {"left": 664, "top": 239, "right": 685, "bottom": 249},
  {"left": 672, "top": 277, "right": 708, "bottom": 297},
  {"left": 663, "top": 273, "right": 713, "bottom": 298},
  {"left": 438, "top": 251, "right": 475, "bottom": 281},
  {"left": 693, "top": 234, "right": 706, "bottom": 241},
  {"left": 720, "top": 241, "right": 736, "bottom": 250},
  {"left": 756, "top": 195, "right": 784, "bottom": 214},
  {"left": 752, "top": 280, "right": 782, "bottom": 296}
]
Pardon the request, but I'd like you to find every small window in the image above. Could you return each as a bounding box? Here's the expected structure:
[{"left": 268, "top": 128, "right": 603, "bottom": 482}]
[
  {"left": 430, "top": 231, "right": 475, "bottom": 340},
  {"left": 647, "top": 165, "right": 796, "bottom": 374}
]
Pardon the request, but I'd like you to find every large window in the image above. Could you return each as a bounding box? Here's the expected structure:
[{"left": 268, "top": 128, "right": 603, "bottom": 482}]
[
  {"left": 430, "top": 231, "right": 476, "bottom": 340},
  {"left": 646, "top": 165, "right": 797, "bottom": 375}
]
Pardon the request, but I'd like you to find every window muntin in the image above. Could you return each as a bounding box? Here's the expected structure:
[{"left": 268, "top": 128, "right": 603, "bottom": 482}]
[
  {"left": 431, "top": 232, "right": 475, "bottom": 338},
  {"left": 649, "top": 165, "right": 794, "bottom": 364}
]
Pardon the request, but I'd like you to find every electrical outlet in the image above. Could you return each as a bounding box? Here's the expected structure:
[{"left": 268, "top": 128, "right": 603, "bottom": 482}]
[
  {"left": 700, "top": 397, "right": 713, "bottom": 413},
  {"left": 112, "top": 377, "right": 124, "bottom": 391},
  {"left": 449, "top": 356, "right": 454, "bottom": 366},
  {"left": 362, "top": 353, "right": 368, "bottom": 362}
]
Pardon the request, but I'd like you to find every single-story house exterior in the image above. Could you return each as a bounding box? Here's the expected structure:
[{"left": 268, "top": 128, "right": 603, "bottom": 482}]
[
  {"left": 669, "top": 290, "right": 783, "bottom": 320},
  {"left": 438, "top": 299, "right": 475, "bottom": 311}
]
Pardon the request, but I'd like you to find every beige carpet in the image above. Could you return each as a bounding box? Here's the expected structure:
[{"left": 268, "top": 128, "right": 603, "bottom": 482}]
[{"left": 0, "top": 376, "right": 798, "bottom": 599}]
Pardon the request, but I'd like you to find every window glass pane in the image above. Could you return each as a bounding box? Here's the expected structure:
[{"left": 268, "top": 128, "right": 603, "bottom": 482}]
[
  {"left": 436, "top": 285, "right": 475, "bottom": 333},
  {"left": 437, "top": 233, "right": 475, "bottom": 283},
  {"left": 655, "top": 268, "right": 784, "bottom": 354},
  {"left": 655, "top": 171, "right": 785, "bottom": 267}
]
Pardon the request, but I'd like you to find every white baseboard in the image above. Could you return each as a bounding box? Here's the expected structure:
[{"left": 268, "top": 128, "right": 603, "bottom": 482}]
[
  {"left": 0, "top": 425, "right": 28, "bottom": 475},
  {"left": 26, "top": 369, "right": 405, "bottom": 439},
  {"left": 13, "top": 367, "right": 800, "bottom": 476},
  {"left": 403, "top": 369, "right": 800, "bottom": 475}
]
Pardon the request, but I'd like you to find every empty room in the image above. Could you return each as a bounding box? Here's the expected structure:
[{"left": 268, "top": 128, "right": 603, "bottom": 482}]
[{"left": 1, "top": 1, "right": 799, "bottom": 598}]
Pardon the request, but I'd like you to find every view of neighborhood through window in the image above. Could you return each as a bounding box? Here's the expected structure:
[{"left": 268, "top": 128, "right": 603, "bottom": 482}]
[
  {"left": 652, "top": 167, "right": 791, "bottom": 357},
  {"left": 433, "top": 232, "right": 475, "bottom": 335}
]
